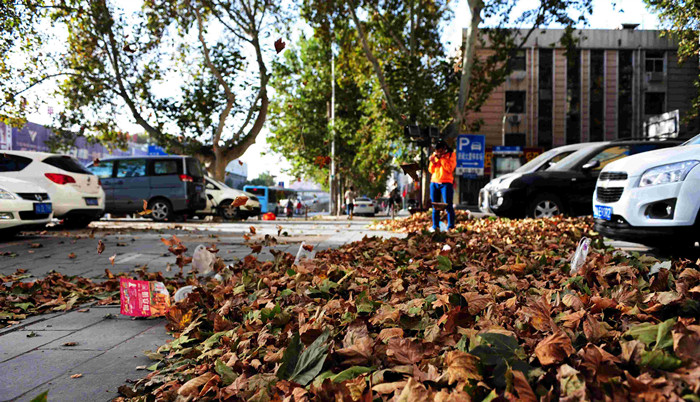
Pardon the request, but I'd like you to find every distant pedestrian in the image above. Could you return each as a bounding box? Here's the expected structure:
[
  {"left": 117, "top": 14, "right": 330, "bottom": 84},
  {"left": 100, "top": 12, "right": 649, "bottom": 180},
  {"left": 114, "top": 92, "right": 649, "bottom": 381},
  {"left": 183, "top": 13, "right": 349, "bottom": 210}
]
[
  {"left": 429, "top": 140, "right": 456, "bottom": 231},
  {"left": 286, "top": 199, "right": 294, "bottom": 218},
  {"left": 296, "top": 200, "right": 303, "bottom": 215},
  {"left": 344, "top": 186, "right": 356, "bottom": 219}
]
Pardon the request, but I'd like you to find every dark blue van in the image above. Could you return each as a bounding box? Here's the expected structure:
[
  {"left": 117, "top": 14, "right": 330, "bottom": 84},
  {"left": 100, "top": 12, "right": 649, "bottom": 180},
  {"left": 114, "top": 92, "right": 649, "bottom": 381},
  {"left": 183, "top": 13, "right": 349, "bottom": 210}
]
[{"left": 86, "top": 156, "right": 206, "bottom": 221}]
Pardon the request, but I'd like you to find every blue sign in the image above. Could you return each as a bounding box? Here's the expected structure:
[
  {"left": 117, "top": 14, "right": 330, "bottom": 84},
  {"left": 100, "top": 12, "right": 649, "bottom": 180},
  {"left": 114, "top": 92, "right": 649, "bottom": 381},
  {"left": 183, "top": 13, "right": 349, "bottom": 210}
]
[
  {"left": 456, "top": 134, "right": 485, "bottom": 177},
  {"left": 148, "top": 144, "right": 168, "bottom": 156},
  {"left": 493, "top": 146, "right": 522, "bottom": 155}
]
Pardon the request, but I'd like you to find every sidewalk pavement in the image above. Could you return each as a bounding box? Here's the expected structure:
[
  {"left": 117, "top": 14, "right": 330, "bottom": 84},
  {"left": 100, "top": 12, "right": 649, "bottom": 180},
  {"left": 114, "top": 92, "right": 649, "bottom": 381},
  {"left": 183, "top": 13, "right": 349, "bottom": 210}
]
[{"left": 0, "top": 220, "right": 406, "bottom": 401}]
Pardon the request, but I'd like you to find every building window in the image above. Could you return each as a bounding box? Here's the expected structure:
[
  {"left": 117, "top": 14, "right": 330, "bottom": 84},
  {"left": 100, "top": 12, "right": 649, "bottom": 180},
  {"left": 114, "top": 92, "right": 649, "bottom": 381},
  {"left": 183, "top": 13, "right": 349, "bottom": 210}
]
[
  {"left": 589, "top": 50, "right": 605, "bottom": 142},
  {"left": 538, "top": 49, "right": 553, "bottom": 149},
  {"left": 508, "top": 50, "right": 526, "bottom": 72},
  {"left": 505, "top": 91, "right": 526, "bottom": 113},
  {"left": 644, "top": 92, "right": 665, "bottom": 115},
  {"left": 566, "top": 49, "right": 581, "bottom": 144},
  {"left": 618, "top": 50, "right": 634, "bottom": 138},
  {"left": 645, "top": 51, "right": 664, "bottom": 73}
]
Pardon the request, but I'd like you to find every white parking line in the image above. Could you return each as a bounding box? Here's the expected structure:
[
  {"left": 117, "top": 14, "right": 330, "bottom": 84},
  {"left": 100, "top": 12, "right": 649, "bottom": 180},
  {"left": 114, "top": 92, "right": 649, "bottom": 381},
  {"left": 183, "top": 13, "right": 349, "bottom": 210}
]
[{"left": 114, "top": 253, "right": 143, "bottom": 264}]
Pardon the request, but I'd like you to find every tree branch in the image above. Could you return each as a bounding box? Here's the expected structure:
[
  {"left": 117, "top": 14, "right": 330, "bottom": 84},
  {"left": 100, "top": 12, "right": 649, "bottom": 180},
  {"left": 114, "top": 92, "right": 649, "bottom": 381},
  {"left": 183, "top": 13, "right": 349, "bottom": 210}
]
[{"left": 348, "top": 0, "right": 401, "bottom": 122}]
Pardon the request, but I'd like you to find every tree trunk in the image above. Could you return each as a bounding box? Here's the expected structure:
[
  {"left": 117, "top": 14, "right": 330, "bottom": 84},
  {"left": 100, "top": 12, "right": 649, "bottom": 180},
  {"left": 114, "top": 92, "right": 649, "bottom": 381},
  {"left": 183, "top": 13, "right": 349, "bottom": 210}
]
[{"left": 455, "top": 0, "right": 483, "bottom": 133}]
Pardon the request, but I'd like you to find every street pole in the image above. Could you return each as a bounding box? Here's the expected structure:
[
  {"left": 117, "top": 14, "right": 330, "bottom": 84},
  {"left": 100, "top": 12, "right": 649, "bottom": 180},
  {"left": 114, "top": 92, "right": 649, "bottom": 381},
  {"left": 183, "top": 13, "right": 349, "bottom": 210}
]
[{"left": 329, "top": 35, "right": 337, "bottom": 216}]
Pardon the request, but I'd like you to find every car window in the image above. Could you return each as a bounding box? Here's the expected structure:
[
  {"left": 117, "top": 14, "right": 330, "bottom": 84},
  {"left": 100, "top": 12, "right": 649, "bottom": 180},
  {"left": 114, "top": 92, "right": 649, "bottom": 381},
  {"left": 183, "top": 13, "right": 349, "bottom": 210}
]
[
  {"left": 186, "top": 158, "right": 204, "bottom": 178},
  {"left": 682, "top": 134, "right": 700, "bottom": 145},
  {"left": 116, "top": 159, "right": 146, "bottom": 178},
  {"left": 245, "top": 187, "right": 267, "bottom": 196},
  {"left": 0, "top": 154, "right": 32, "bottom": 172},
  {"left": 88, "top": 160, "right": 114, "bottom": 178},
  {"left": 205, "top": 180, "right": 218, "bottom": 190},
  {"left": 152, "top": 159, "right": 179, "bottom": 175},
  {"left": 42, "top": 155, "right": 92, "bottom": 174},
  {"left": 587, "top": 146, "right": 630, "bottom": 171}
]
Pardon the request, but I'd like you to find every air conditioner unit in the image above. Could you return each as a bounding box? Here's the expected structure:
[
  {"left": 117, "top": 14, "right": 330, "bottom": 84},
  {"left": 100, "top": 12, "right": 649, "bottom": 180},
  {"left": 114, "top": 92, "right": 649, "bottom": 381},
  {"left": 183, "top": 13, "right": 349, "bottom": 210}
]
[{"left": 507, "top": 115, "right": 522, "bottom": 126}]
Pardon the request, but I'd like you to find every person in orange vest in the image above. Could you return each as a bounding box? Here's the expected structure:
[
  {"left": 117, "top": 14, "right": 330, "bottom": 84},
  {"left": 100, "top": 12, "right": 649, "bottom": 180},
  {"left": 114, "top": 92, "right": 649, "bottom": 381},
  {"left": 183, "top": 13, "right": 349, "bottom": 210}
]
[{"left": 428, "top": 140, "right": 457, "bottom": 231}]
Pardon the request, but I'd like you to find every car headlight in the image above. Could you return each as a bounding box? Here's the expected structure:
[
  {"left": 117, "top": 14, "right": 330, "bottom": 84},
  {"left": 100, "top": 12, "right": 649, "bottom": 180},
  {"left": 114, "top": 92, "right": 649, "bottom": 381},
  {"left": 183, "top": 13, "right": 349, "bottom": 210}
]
[
  {"left": 639, "top": 160, "right": 699, "bottom": 187},
  {"left": 0, "top": 188, "right": 16, "bottom": 200}
]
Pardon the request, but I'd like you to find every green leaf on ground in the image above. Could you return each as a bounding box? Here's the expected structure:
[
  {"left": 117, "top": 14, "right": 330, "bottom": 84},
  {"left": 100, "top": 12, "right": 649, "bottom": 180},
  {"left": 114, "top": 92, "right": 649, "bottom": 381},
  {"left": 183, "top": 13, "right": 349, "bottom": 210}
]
[{"left": 29, "top": 390, "right": 48, "bottom": 402}]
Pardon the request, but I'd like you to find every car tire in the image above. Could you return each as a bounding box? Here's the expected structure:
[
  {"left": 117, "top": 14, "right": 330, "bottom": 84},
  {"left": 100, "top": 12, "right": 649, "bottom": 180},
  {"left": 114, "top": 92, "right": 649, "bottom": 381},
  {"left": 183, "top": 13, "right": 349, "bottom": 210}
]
[
  {"left": 528, "top": 194, "right": 565, "bottom": 219},
  {"left": 218, "top": 200, "right": 243, "bottom": 220},
  {"left": 148, "top": 198, "right": 173, "bottom": 222},
  {"left": 63, "top": 216, "right": 94, "bottom": 229}
]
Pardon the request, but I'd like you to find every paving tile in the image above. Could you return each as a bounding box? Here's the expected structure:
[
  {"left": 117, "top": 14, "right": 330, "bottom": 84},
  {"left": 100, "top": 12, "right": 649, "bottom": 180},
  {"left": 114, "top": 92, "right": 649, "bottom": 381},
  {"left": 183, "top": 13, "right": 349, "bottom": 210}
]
[
  {"left": 39, "top": 316, "right": 166, "bottom": 352},
  {"left": 0, "top": 349, "right": 101, "bottom": 401},
  {"left": 0, "top": 330, "right": 71, "bottom": 363},
  {"left": 21, "top": 325, "right": 168, "bottom": 402},
  {"left": 25, "top": 307, "right": 120, "bottom": 332}
]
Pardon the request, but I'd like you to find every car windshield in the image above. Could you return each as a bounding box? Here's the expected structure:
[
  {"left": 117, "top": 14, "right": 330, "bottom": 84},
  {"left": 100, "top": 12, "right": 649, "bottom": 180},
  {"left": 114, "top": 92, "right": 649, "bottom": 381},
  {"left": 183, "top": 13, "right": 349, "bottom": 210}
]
[
  {"left": 548, "top": 147, "right": 601, "bottom": 171},
  {"left": 682, "top": 133, "right": 700, "bottom": 145},
  {"left": 513, "top": 149, "right": 558, "bottom": 173}
]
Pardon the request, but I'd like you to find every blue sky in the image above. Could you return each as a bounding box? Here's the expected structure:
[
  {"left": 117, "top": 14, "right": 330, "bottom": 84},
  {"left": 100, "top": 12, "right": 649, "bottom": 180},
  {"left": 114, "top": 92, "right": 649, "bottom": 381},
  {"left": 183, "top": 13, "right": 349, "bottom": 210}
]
[{"left": 25, "top": 0, "right": 660, "bottom": 183}]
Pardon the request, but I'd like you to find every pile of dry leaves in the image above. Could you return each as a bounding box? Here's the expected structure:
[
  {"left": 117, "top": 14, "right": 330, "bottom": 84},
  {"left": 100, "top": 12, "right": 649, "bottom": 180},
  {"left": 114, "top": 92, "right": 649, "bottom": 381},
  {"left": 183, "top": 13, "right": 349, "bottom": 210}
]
[
  {"left": 117, "top": 217, "right": 700, "bottom": 401},
  {"left": 369, "top": 210, "right": 472, "bottom": 232}
]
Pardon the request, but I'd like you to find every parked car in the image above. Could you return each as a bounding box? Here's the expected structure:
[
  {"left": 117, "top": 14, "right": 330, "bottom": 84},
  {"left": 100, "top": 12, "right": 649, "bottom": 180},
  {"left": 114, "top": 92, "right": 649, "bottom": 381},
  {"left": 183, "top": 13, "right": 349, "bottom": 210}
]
[
  {"left": 86, "top": 156, "right": 206, "bottom": 222},
  {"left": 0, "top": 151, "right": 104, "bottom": 228},
  {"left": 0, "top": 176, "right": 53, "bottom": 237},
  {"left": 593, "top": 134, "right": 700, "bottom": 248},
  {"left": 479, "top": 143, "right": 595, "bottom": 214},
  {"left": 197, "top": 177, "right": 261, "bottom": 220},
  {"left": 353, "top": 197, "right": 376, "bottom": 216},
  {"left": 488, "top": 139, "right": 682, "bottom": 219}
]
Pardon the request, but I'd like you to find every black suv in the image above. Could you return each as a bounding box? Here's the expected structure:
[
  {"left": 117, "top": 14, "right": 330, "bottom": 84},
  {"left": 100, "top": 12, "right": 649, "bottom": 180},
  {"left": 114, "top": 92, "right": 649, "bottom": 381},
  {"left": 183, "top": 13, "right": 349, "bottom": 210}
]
[
  {"left": 86, "top": 156, "right": 207, "bottom": 221},
  {"left": 489, "top": 140, "right": 682, "bottom": 218}
]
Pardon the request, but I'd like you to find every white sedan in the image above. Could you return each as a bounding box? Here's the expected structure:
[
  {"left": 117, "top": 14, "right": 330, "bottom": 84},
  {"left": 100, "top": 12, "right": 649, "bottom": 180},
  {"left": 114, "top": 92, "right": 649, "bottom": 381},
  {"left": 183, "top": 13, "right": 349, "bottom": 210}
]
[
  {"left": 0, "top": 176, "right": 53, "bottom": 236},
  {"left": 0, "top": 151, "right": 104, "bottom": 228},
  {"left": 197, "top": 177, "right": 261, "bottom": 220},
  {"left": 353, "top": 197, "right": 376, "bottom": 216}
]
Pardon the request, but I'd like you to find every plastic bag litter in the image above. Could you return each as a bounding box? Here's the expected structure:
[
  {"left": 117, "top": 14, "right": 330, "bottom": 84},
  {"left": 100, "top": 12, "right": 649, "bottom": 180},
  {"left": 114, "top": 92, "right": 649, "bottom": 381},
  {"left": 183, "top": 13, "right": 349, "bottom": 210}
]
[
  {"left": 174, "top": 285, "right": 195, "bottom": 303},
  {"left": 649, "top": 260, "right": 672, "bottom": 277},
  {"left": 294, "top": 241, "right": 315, "bottom": 265},
  {"left": 192, "top": 245, "right": 215, "bottom": 274},
  {"left": 570, "top": 237, "right": 591, "bottom": 275}
]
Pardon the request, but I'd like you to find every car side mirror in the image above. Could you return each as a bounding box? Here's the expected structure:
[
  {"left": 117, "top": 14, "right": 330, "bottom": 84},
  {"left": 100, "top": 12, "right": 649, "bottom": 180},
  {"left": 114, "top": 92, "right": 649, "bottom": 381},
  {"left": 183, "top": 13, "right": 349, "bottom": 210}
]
[{"left": 581, "top": 160, "right": 600, "bottom": 172}]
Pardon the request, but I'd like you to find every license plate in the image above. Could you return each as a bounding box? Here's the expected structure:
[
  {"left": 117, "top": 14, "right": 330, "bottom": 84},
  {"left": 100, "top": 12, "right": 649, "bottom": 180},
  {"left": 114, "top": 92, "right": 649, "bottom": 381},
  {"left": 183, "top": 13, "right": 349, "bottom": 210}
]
[
  {"left": 196, "top": 185, "right": 203, "bottom": 192},
  {"left": 85, "top": 198, "right": 99, "bottom": 206},
  {"left": 593, "top": 205, "right": 612, "bottom": 221},
  {"left": 34, "top": 203, "right": 52, "bottom": 214}
]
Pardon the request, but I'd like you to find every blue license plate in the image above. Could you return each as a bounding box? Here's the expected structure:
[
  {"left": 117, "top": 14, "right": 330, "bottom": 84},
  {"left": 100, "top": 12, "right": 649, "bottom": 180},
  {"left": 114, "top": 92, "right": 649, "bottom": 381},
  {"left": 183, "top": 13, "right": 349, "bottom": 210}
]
[
  {"left": 594, "top": 205, "right": 612, "bottom": 221},
  {"left": 34, "top": 203, "right": 52, "bottom": 214},
  {"left": 196, "top": 185, "right": 203, "bottom": 192},
  {"left": 85, "top": 198, "right": 98, "bottom": 206}
]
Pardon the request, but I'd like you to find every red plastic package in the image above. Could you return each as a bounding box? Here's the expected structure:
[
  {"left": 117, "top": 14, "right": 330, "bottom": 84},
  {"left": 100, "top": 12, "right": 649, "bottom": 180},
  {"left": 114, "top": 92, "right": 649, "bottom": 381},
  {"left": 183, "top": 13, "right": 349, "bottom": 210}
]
[{"left": 119, "top": 277, "right": 171, "bottom": 317}]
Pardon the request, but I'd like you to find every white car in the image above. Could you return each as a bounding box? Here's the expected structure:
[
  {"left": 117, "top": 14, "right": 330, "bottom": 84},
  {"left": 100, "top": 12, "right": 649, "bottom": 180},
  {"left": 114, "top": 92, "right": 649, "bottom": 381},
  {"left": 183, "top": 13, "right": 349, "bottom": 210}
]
[
  {"left": 353, "top": 197, "right": 376, "bottom": 216},
  {"left": 198, "top": 177, "right": 261, "bottom": 220},
  {"left": 593, "top": 135, "right": 700, "bottom": 248},
  {"left": 0, "top": 151, "right": 105, "bottom": 228},
  {"left": 479, "top": 143, "right": 596, "bottom": 214},
  {"left": 0, "top": 176, "right": 53, "bottom": 236}
]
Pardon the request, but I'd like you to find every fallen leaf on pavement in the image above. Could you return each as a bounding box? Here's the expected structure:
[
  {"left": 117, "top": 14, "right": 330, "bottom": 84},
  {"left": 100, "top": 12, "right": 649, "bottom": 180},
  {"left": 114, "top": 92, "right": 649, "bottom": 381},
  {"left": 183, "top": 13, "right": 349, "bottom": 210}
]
[
  {"left": 70, "top": 373, "right": 83, "bottom": 379},
  {"left": 97, "top": 240, "right": 105, "bottom": 254}
]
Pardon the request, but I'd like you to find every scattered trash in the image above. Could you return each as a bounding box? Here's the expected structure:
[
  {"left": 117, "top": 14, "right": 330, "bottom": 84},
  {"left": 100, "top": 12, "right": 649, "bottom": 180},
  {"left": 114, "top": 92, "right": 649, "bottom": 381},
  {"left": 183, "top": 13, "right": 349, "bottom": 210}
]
[
  {"left": 441, "top": 244, "right": 452, "bottom": 252},
  {"left": 570, "top": 237, "right": 591, "bottom": 275},
  {"left": 293, "top": 241, "right": 315, "bottom": 265},
  {"left": 70, "top": 373, "right": 83, "bottom": 379},
  {"left": 649, "top": 260, "right": 672, "bottom": 277},
  {"left": 192, "top": 245, "right": 215, "bottom": 274},
  {"left": 119, "top": 278, "right": 171, "bottom": 317},
  {"left": 173, "top": 285, "right": 195, "bottom": 303}
]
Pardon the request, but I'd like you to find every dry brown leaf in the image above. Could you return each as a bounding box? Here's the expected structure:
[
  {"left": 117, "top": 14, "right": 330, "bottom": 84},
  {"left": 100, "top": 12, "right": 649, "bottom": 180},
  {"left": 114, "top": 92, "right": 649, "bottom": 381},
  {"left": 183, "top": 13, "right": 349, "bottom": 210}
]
[
  {"left": 535, "top": 331, "right": 576, "bottom": 366},
  {"left": 444, "top": 350, "right": 482, "bottom": 384},
  {"left": 178, "top": 372, "right": 216, "bottom": 396}
]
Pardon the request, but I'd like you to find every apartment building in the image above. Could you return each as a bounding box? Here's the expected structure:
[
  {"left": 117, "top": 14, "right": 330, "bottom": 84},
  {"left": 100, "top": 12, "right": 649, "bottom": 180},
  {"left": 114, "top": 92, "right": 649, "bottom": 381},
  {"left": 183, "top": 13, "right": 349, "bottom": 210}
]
[{"left": 466, "top": 26, "right": 699, "bottom": 148}]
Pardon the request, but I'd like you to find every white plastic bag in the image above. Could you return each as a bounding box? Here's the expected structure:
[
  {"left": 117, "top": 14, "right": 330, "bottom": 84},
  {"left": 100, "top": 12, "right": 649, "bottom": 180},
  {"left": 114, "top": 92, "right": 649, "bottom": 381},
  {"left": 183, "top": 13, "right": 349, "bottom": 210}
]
[
  {"left": 294, "top": 241, "right": 315, "bottom": 265},
  {"left": 570, "top": 237, "right": 591, "bottom": 275}
]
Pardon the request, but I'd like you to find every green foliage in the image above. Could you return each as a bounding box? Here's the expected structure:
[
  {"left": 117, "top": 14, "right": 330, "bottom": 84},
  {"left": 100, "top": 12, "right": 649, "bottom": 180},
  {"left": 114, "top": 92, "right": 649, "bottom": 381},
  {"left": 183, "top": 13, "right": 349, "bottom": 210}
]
[
  {"left": 277, "top": 330, "right": 331, "bottom": 385},
  {"left": 470, "top": 333, "right": 531, "bottom": 389},
  {"left": 246, "top": 171, "right": 276, "bottom": 187}
]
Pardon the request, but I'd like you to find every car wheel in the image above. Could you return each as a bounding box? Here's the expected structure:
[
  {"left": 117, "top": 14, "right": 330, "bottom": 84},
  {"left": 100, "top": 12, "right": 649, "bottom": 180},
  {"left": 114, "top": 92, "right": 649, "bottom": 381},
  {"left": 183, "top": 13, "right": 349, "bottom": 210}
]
[
  {"left": 218, "top": 201, "right": 239, "bottom": 220},
  {"left": 528, "top": 194, "right": 565, "bottom": 219},
  {"left": 148, "top": 199, "right": 173, "bottom": 222},
  {"left": 63, "top": 216, "right": 94, "bottom": 229}
]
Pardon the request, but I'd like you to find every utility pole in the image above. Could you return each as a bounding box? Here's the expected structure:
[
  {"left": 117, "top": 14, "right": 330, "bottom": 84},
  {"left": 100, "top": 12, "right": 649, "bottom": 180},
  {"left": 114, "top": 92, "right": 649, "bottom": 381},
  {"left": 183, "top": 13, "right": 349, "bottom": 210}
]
[{"left": 329, "top": 31, "right": 337, "bottom": 216}]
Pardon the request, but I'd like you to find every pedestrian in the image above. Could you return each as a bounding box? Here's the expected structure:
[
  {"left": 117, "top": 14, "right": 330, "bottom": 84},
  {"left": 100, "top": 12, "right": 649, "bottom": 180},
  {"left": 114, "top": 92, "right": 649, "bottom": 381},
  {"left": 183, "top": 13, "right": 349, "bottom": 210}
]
[
  {"left": 286, "top": 199, "right": 294, "bottom": 218},
  {"left": 428, "top": 140, "right": 456, "bottom": 231},
  {"left": 390, "top": 185, "right": 401, "bottom": 212},
  {"left": 344, "top": 186, "right": 356, "bottom": 219},
  {"left": 296, "top": 200, "right": 303, "bottom": 215}
]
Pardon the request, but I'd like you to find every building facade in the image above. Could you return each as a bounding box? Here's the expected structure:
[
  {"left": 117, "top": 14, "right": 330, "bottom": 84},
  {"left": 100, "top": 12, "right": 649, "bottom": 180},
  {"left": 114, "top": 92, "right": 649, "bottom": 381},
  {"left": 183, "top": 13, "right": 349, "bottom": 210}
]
[
  {"left": 457, "top": 27, "right": 700, "bottom": 205},
  {"left": 466, "top": 27, "right": 699, "bottom": 147}
]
